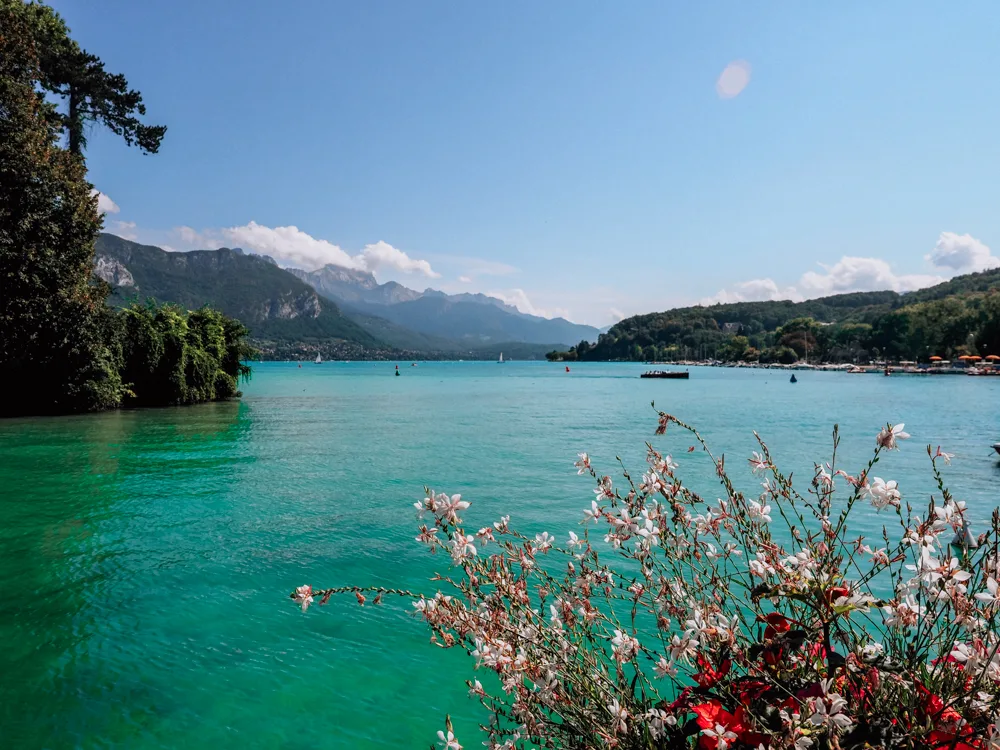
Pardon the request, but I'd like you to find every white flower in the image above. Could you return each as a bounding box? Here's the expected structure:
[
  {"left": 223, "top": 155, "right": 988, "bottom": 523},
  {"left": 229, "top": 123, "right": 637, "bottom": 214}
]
[
  {"left": 884, "top": 594, "right": 926, "bottom": 628},
  {"left": 749, "top": 552, "right": 777, "bottom": 578},
  {"left": 436, "top": 493, "right": 470, "bottom": 524},
  {"left": 293, "top": 585, "right": 314, "bottom": 613},
  {"left": 415, "top": 526, "right": 438, "bottom": 545},
  {"left": 668, "top": 633, "right": 698, "bottom": 663},
  {"left": 935, "top": 446, "right": 954, "bottom": 464},
  {"left": 594, "top": 476, "right": 614, "bottom": 500},
  {"left": 976, "top": 577, "right": 1000, "bottom": 607},
  {"left": 582, "top": 500, "right": 602, "bottom": 525},
  {"left": 654, "top": 656, "right": 677, "bottom": 678},
  {"left": 575, "top": 452, "right": 591, "bottom": 474},
  {"left": 640, "top": 470, "right": 664, "bottom": 494},
  {"left": 860, "top": 642, "right": 884, "bottom": 661},
  {"left": 747, "top": 499, "right": 772, "bottom": 523},
  {"left": 866, "top": 477, "right": 901, "bottom": 510},
  {"left": 567, "top": 531, "right": 585, "bottom": 550},
  {"left": 832, "top": 588, "right": 876, "bottom": 612},
  {"left": 611, "top": 629, "right": 640, "bottom": 662},
  {"left": 637, "top": 512, "right": 661, "bottom": 548},
  {"left": 413, "top": 593, "right": 451, "bottom": 616},
  {"left": 608, "top": 698, "right": 629, "bottom": 734},
  {"left": 549, "top": 604, "right": 564, "bottom": 630},
  {"left": 807, "top": 692, "right": 853, "bottom": 733},
  {"left": 702, "top": 722, "right": 739, "bottom": 750},
  {"left": 748, "top": 451, "right": 769, "bottom": 474},
  {"left": 436, "top": 729, "right": 462, "bottom": 750},
  {"left": 644, "top": 707, "right": 675, "bottom": 739},
  {"left": 988, "top": 717, "right": 1000, "bottom": 749},
  {"left": 469, "top": 679, "right": 484, "bottom": 696},
  {"left": 933, "top": 499, "right": 968, "bottom": 531},
  {"left": 449, "top": 533, "right": 477, "bottom": 563},
  {"left": 876, "top": 422, "right": 910, "bottom": 450},
  {"left": 533, "top": 531, "right": 554, "bottom": 552}
]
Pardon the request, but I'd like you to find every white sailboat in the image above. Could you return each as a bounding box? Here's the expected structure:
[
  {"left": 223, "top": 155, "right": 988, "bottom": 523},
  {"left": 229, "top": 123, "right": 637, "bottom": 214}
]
[
  {"left": 314, "top": 353, "right": 322, "bottom": 364},
  {"left": 498, "top": 352, "right": 504, "bottom": 363}
]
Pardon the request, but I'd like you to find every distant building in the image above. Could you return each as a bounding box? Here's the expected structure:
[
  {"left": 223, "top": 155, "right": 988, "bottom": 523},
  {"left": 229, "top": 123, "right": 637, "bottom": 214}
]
[{"left": 721, "top": 322, "right": 743, "bottom": 335}]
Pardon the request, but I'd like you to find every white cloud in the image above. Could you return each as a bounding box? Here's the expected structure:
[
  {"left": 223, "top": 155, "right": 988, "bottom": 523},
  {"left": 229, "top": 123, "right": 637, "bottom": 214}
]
[
  {"left": 703, "top": 252, "right": 952, "bottom": 307},
  {"left": 91, "top": 190, "right": 120, "bottom": 214},
  {"left": 702, "top": 278, "right": 801, "bottom": 305},
  {"left": 609, "top": 307, "right": 626, "bottom": 322},
  {"left": 487, "top": 288, "right": 570, "bottom": 320},
  {"left": 458, "top": 275, "right": 472, "bottom": 284},
  {"left": 109, "top": 220, "right": 138, "bottom": 240},
  {"left": 209, "top": 221, "right": 438, "bottom": 277},
  {"left": 359, "top": 240, "right": 439, "bottom": 278},
  {"left": 716, "top": 60, "right": 751, "bottom": 99},
  {"left": 799, "top": 256, "right": 942, "bottom": 295},
  {"left": 927, "top": 232, "right": 999, "bottom": 273},
  {"left": 176, "top": 225, "right": 202, "bottom": 245}
]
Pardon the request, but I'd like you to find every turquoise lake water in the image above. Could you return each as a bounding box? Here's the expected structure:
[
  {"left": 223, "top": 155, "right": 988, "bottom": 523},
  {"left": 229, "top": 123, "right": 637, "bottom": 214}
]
[{"left": 2, "top": 361, "right": 999, "bottom": 748}]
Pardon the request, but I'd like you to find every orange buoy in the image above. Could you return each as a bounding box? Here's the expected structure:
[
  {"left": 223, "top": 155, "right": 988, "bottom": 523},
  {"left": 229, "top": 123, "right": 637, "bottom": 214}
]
[{"left": 565, "top": 366, "right": 570, "bottom": 372}]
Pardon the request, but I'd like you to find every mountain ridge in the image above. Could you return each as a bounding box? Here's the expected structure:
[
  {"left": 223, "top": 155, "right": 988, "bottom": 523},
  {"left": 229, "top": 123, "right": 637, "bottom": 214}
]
[
  {"left": 289, "top": 262, "right": 600, "bottom": 345},
  {"left": 94, "top": 234, "right": 383, "bottom": 355},
  {"left": 92, "top": 234, "right": 575, "bottom": 358}
]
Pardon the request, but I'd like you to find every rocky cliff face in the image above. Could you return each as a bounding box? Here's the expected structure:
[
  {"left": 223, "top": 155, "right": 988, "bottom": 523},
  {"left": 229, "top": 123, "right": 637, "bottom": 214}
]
[
  {"left": 257, "top": 291, "right": 323, "bottom": 321},
  {"left": 94, "top": 255, "right": 135, "bottom": 287},
  {"left": 93, "top": 236, "right": 325, "bottom": 322}
]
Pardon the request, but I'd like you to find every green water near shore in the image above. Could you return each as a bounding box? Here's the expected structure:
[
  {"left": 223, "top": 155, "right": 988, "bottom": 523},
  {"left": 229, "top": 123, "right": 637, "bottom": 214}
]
[{"left": 2, "top": 362, "right": 999, "bottom": 748}]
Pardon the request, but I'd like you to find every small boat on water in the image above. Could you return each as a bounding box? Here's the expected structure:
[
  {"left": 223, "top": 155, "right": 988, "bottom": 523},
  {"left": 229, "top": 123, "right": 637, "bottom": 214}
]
[
  {"left": 993, "top": 443, "right": 1000, "bottom": 456},
  {"left": 640, "top": 370, "right": 689, "bottom": 379},
  {"left": 314, "top": 353, "right": 322, "bottom": 364},
  {"left": 790, "top": 374, "right": 798, "bottom": 383},
  {"left": 498, "top": 352, "right": 504, "bottom": 363}
]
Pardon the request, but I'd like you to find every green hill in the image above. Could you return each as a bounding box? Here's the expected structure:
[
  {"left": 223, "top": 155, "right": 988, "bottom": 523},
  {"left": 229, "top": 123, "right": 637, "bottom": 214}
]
[
  {"left": 94, "top": 234, "right": 384, "bottom": 356},
  {"left": 557, "top": 267, "right": 1000, "bottom": 363}
]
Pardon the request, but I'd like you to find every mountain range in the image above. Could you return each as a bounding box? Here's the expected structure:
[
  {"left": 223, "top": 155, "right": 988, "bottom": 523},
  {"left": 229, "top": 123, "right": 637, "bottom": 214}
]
[
  {"left": 93, "top": 234, "right": 598, "bottom": 358},
  {"left": 287, "top": 264, "right": 599, "bottom": 346}
]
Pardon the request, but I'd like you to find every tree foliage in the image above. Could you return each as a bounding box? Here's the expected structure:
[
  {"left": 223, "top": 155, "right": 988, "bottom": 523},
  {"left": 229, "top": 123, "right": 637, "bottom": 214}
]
[
  {"left": 0, "top": 7, "right": 124, "bottom": 413},
  {"left": 0, "top": 3, "right": 253, "bottom": 417},
  {"left": 1, "top": 0, "right": 166, "bottom": 154},
  {"left": 118, "top": 303, "right": 255, "bottom": 407},
  {"left": 547, "top": 277, "right": 1000, "bottom": 363}
]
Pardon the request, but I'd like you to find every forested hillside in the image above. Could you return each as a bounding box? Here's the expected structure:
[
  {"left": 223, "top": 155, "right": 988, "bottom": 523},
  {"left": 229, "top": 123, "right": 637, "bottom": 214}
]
[
  {"left": 95, "top": 234, "right": 385, "bottom": 357},
  {"left": 550, "top": 268, "right": 1000, "bottom": 363}
]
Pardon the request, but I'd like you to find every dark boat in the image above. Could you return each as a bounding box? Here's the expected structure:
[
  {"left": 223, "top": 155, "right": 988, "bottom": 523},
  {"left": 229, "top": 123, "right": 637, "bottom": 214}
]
[
  {"left": 790, "top": 374, "right": 797, "bottom": 383},
  {"left": 640, "top": 370, "right": 689, "bottom": 379},
  {"left": 993, "top": 443, "right": 1000, "bottom": 456}
]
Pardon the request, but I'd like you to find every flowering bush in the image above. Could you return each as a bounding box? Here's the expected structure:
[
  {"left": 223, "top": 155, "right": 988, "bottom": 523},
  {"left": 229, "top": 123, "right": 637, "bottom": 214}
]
[{"left": 292, "top": 411, "right": 1000, "bottom": 749}]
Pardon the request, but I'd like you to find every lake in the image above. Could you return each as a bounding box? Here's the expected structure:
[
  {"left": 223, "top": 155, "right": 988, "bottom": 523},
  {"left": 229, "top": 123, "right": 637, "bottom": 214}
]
[{"left": 2, "top": 362, "right": 999, "bottom": 748}]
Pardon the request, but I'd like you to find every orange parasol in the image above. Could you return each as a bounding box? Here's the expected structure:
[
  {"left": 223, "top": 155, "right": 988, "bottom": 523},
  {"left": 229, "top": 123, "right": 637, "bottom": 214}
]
[
  {"left": 968, "top": 355, "right": 982, "bottom": 361},
  {"left": 986, "top": 355, "right": 1000, "bottom": 361},
  {"left": 958, "top": 355, "right": 972, "bottom": 360},
  {"left": 929, "top": 356, "right": 943, "bottom": 361}
]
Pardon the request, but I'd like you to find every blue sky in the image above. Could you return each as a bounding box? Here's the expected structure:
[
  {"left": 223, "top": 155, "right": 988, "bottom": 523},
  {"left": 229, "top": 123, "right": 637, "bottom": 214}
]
[{"left": 61, "top": 0, "right": 1000, "bottom": 326}]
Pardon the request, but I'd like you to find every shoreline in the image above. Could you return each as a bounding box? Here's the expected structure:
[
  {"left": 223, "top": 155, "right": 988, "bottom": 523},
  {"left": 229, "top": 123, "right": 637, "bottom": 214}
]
[{"left": 643, "top": 360, "right": 1000, "bottom": 376}]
